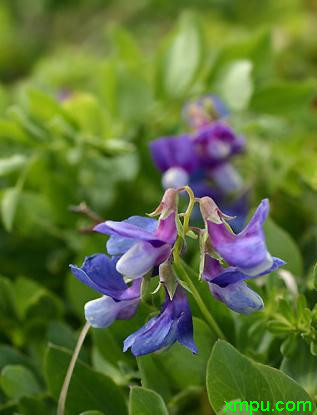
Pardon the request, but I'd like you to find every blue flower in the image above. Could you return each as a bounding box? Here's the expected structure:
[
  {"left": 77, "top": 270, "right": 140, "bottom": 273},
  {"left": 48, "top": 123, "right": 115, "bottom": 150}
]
[
  {"left": 202, "top": 255, "right": 285, "bottom": 314},
  {"left": 70, "top": 254, "right": 141, "bottom": 328},
  {"left": 123, "top": 286, "right": 197, "bottom": 356},
  {"left": 94, "top": 190, "right": 178, "bottom": 279}
]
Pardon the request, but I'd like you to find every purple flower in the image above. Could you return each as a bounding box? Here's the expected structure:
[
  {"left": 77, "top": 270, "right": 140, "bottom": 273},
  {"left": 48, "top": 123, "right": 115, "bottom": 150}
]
[
  {"left": 183, "top": 95, "right": 229, "bottom": 129},
  {"left": 202, "top": 255, "right": 284, "bottom": 314},
  {"left": 194, "top": 122, "right": 245, "bottom": 169},
  {"left": 202, "top": 198, "right": 283, "bottom": 277},
  {"left": 150, "top": 135, "right": 198, "bottom": 189},
  {"left": 123, "top": 286, "right": 197, "bottom": 356},
  {"left": 94, "top": 190, "right": 178, "bottom": 278},
  {"left": 70, "top": 254, "right": 141, "bottom": 328}
]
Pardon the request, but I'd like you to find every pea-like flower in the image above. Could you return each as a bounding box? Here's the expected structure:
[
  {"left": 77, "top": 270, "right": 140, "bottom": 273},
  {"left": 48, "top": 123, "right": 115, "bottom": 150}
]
[
  {"left": 70, "top": 254, "right": 141, "bottom": 328},
  {"left": 123, "top": 286, "right": 197, "bottom": 356},
  {"left": 202, "top": 255, "right": 285, "bottom": 314},
  {"left": 201, "top": 198, "right": 281, "bottom": 276},
  {"left": 94, "top": 189, "right": 178, "bottom": 279}
]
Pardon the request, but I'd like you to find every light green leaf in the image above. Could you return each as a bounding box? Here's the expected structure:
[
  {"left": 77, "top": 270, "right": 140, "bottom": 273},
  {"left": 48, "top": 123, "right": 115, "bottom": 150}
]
[
  {"left": 1, "top": 187, "right": 20, "bottom": 231},
  {"left": 250, "top": 80, "right": 316, "bottom": 115},
  {"left": 159, "top": 12, "right": 203, "bottom": 97},
  {"left": 129, "top": 387, "right": 168, "bottom": 415},
  {"left": 219, "top": 60, "right": 253, "bottom": 111},
  {"left": 0, "top": 155, "right": 27, "bottom": 177},
  {"left": 0, "top": 365, "right": 41, "bottom": 399},
  {"left": 207, "top": 340, "right": 315, "bottom": 414}
]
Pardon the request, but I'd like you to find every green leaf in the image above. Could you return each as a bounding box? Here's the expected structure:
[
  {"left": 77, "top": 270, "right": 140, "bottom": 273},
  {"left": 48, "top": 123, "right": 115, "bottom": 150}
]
[
  {"left": 264, "top": 218, "right": 303, "bottom": 276},
  {"left": 129, "top": 387, "right": 168, "bottom": 415},
  {"left": 250, "top": 80, "right": 316, "bottom": 115},
  {"left": 218, "top": 60, "right": 253, "bottom": 111},
  {"left": 159, "top": 12, "right": 203, "bottom": 97},
  {"left": 0, "top": 155, "right": 27, "bottom": 177},
  {"left": 207, "top": 340, "right": 315, "bottom": 414},
  {"left": 1, "top": 187, "right": 20, "bottom": 231},
  {"left": 13, "top": 277, "right": 63, "bottom": 321},
  {"left": 0, "top": 365, "right": 41, "bottom": 399},
  {"left": 45, "top": 344, "right": 128, "bottom": 415},
  {"left": 281, "top": 339, "right": 317, "bottom": 398}
]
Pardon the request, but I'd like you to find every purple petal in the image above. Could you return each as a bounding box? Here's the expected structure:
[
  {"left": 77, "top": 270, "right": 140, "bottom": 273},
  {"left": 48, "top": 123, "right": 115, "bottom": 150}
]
[
  {"left": 106, "top": 216, "right": 158, "bottom": 256},
  {"left": 150, "top": 135, "right": 198, "bottom": 173},
  {"left": 116, "top": 241, "right": 170, "bottom": 278},
  {"left": 70, "top": 254, "right": 127, "bottom": 298},
  {"left": 95, "top": 219, "right": 165, "bottom": 246},
  {"left": 155, "top": 213, "right": 177, "bottom": 244},
  {"left": 209, "top": 281, "right": 264, "bottom": 315},
  {"left": 208, "top": 199, "right": 272, "bottom": 275},
  {"left": 209, "top": 163, "right": 243, "bottom": 193},
  {"left": 194, "top": 122, "right": 245, "bottom": 168},
  {"left": 211, "top": 257, "right": 286, "bottom": 287}
]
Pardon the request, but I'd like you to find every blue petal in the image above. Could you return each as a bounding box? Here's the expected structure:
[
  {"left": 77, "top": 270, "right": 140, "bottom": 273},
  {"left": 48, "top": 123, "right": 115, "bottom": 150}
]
[
  {"left": 123, "top": 286, "right": 196, "bottom": 356},
  {"left": 70, "top": 254, "right": 127, "bottom": 298},
  {"left": 211, "top": 257, "right": 286, "bottom": 287},
  {"left": 85, "top": 296, "right": 119, "bottom": 328},
  {"left": 85, "top": 296, "right": 139, "bottom": 328},
  {"left": 209, "top": 281, "right": 264, "bottom": 315},
  {"left": 106, "top": 216, "right": 158, "bottom": 256}
]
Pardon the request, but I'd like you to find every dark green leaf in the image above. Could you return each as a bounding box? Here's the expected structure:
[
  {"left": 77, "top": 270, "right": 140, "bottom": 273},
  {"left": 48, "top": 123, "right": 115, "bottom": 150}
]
[
  {"left": 0, "top": 365, "right": 41, "bottom": 399},
  {"left": 44, "top": 344, "right": 128, "bottom": 415},
  {"left": 207, "top": 340, "right": 315, "bottom": 414}
]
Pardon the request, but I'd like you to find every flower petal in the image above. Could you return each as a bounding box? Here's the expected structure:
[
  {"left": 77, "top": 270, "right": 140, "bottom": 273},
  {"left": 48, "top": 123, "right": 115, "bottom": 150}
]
[
  {"left": 116, "top": 241, "right": 170, "bottom": 278},
  {"left": 209, "top": 281, "right": 264, "bottom": 315},
  {"left": 162, "top": 167, "right": 189, "bottom": 189},
  {"left": 94, "top": 219, "right": 164, "bottom": 246},
  {"left": 70, "top": 254, "right": 127, "bottom": 297},
  {"left": 106, "top": 216, "right": 158, "bottom": 256},
  {"left": 150, "top": 135, "right": 198, "bottom": 173},
  {"left": 211, "top": 257, "right": 286, "bottom": 287},
  {"left": 208, "top": 199, "right": 273, "bottom": 275},
  {"left": 85, "top": 296, "right": 140, "bottom": 328}
]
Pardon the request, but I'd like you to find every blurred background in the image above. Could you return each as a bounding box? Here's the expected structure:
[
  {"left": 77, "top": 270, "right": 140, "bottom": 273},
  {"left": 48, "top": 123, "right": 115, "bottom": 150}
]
[{"left": 0, "top": 0, "right": 317, "bottom": 414}]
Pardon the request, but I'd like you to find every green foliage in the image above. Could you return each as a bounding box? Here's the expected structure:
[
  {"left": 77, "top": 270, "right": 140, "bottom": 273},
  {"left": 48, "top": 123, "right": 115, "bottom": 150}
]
[{"left": 0, "top": 1, "right": 316, "bottom": 414}]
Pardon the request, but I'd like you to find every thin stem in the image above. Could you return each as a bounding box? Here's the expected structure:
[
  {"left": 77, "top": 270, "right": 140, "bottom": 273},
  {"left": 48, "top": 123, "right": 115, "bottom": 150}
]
[
  {"left": 174, "top": 258, "right": 226, "bottom": 340},
  {"left": 57, "top": 322, "right": 91, "bottom": 415},
  {"left": 183, "top": 186, "right": 195, "bottom": 234}
]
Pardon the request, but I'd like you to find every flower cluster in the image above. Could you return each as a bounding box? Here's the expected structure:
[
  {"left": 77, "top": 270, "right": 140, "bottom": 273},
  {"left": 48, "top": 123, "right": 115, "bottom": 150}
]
[
  {"left": 70, "top": 188, "right": 285, "bottom": 356},
  {"left": 150, "top": 95, "right": 248, "bottom": 231}
]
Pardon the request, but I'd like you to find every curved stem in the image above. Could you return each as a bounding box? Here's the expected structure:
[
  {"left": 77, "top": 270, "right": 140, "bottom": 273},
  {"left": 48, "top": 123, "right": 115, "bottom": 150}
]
[
  {"left": 57, "top": 322, "right": 91, "bottom": 415},
  {"left": 183, "top": 186, "right": 195, "bottom": 234},
  {"left": 174, "top": 259, "right": 226, "bottom": 340}
]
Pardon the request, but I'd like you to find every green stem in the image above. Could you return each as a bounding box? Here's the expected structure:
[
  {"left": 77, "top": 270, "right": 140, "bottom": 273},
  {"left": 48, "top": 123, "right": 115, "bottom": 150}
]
[
  {"left": 183, "top": 186, "right": 195, "bottom": 234},
  {"left": 57, "top": 322, "right": 90, "bottom": 415},
  {"left": 173, "top": 257, "right": 226, "bottom": 340}
]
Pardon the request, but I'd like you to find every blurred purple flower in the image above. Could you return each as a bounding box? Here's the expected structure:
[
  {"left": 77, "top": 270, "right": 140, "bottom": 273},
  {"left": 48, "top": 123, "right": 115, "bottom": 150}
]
[
  {"left": 123, "top": 285, "right": 197, "bottom": 356},
  {"left": 183, "top": 95, "right": 229, "bottom": 129},
  {"left": 70, "top": 254, "right": 141, "bottom": 328}
]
